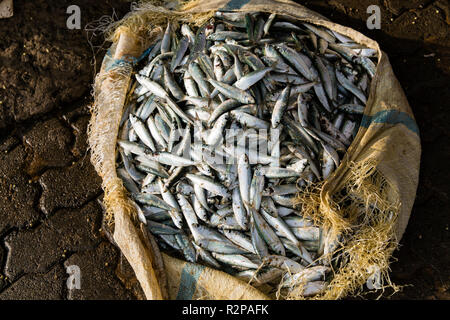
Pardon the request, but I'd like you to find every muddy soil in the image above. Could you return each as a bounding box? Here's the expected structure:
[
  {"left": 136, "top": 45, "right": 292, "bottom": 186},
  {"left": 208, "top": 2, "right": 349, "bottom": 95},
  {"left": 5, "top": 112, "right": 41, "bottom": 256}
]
[{"left": 0, "top": 0, "right": 448, "bottom": 299}]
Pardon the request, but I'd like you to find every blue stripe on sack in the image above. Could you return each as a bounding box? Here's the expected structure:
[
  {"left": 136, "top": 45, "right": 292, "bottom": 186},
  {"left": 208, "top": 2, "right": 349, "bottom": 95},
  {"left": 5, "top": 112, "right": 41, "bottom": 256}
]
[
  {"left": 105, "top": 48, "right": 113, "bottom": 59},
  {"left": 224, "top": 0, "right": 251, "bottom": 10},
  {"left": 176, "top": 263, "right": 205, "bottom": 300},
  {"left": 102, "top": 48, "right": 113, "bottom": 69},
  {"left": 105, "top": 55, "right": 138, "bottom": 72},
  {"left": 104, "top": 44, "right": 155, "bottom": 72},
  {"left": 361, "top": 110, "right": 419, "bottom": 136}
]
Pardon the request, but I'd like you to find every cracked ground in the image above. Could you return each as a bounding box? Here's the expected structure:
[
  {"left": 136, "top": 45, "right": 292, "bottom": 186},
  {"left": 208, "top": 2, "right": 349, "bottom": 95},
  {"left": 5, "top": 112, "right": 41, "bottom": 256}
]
[{"left": 0, "top": 0, "right": 448, "bottom": 300}]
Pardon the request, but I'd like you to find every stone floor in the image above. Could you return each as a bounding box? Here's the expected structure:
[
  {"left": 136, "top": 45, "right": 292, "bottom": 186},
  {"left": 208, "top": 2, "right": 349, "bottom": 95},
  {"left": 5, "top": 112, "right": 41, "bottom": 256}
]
[{"left": 0, "top": 0, "right": 448, "bottom": 299}]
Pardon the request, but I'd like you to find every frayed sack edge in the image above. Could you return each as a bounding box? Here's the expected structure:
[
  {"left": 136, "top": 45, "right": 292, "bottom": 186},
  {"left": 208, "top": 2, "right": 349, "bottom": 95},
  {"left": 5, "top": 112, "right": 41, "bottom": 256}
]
[
  {"left": 290, "top": 159, "right": 402, "bottom": 300},
  {"left": 87, "top": 0, "right": 419, "bottom": 300}
]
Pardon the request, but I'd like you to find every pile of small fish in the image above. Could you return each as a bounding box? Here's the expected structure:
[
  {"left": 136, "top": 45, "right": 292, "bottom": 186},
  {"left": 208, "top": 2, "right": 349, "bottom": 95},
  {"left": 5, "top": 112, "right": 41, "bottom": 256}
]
[{"left": 116, "top": 11, "right": 377, "bottom": 297}]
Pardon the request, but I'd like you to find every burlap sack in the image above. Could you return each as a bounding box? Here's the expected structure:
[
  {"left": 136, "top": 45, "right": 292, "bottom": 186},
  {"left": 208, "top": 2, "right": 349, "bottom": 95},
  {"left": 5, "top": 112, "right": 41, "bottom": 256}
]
[{"left": 88, "top": 0, "right": 421, "bottom": 300}]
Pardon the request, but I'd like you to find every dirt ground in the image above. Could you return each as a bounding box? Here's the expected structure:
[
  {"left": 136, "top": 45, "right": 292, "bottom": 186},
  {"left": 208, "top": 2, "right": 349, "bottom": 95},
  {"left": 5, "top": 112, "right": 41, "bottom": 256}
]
[{"left": 0, "top": 0, "right": 448, "bottom": 300}]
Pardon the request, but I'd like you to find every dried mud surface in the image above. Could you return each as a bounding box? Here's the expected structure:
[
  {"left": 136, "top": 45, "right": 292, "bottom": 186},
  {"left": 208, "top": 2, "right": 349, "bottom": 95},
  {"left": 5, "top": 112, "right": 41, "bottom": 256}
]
[{"left": 0, "top": 0, "right": 448, "bottom": 299}]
